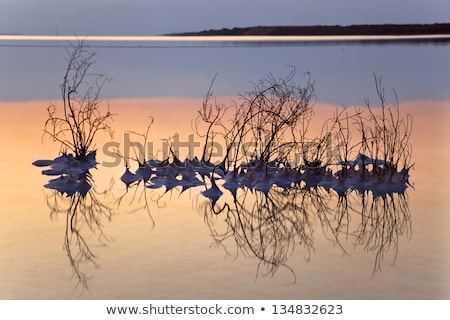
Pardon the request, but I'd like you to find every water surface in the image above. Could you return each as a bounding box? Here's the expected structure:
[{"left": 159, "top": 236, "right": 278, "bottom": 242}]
[{"left": 0, "top": 37, "right": 449, "bottom": 299}]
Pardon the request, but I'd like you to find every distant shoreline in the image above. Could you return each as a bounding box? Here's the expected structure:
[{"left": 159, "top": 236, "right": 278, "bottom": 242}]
[{"left": 170, "top": 23, "right": 450, "bottom": 36}]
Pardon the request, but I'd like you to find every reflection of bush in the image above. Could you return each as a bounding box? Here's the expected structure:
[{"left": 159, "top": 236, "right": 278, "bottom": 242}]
[
  {"left": 352, "top": 190, "right": 411, "bottom": 273},
  {"left": 201, "top": 188, "right": 314, "bottom": 282},
  {"left": 45, "top": 175, "right": 114, "bottom": 291},
  {"left": 201, "top": 186, "right": 411, "bottom": 281}
]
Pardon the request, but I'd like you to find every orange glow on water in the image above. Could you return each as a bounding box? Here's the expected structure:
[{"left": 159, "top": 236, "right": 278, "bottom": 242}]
[{"left": 1, "top": 97, "right": 449, "bottom": 298}]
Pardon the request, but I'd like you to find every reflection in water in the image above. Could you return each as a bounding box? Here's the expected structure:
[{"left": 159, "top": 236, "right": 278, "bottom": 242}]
[
  {"left": 43, "top": 172, "right": 114, "bottom": 291},
  {"left": 199, "top": 185, "right": 411, "bottom": 282},
  {"left": 352, "top": 189, "right": 411, "bottom": 273},
  {"left": 32, "top": 127, "right": 413, "bottom": 289},
  {"left": 33, "top": 152, "right": 412, "bottom": 289},
  {"left": 200, "top": 187, "right": 315, "bottom": 283},
  {"left": 115, "top": 178, "right": 157, "bottom": 230},
  {"left": 33, "top": 150, "right": 113, "bottom": 289}
]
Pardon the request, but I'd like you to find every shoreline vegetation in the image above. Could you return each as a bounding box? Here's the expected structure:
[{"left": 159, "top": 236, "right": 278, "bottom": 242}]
[{"left": 169, "top": 23, "right": 450, "bottom": 36}]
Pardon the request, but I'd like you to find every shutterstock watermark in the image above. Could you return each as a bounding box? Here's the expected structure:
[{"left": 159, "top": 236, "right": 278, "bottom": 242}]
[{"left": 101, "top": 132, "right": 344, "bottom": 168}]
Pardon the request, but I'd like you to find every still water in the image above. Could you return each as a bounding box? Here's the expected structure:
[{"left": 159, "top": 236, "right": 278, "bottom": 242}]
[{"left": 0, "top": 37, "right": 450, "bottom": 299}]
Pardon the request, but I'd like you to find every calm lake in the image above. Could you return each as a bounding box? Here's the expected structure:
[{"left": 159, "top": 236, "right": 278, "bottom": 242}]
[{"left": 0, "top": 36, "right": 449, "bottom": 299}]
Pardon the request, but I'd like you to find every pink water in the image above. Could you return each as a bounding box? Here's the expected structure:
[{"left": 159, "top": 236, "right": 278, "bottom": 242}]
[{"left": 0, "top": 98, "right": 449, "bottom": 299}]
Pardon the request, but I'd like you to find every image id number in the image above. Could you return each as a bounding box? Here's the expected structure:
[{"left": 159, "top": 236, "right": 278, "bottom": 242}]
[{"left": 272, "top": 304, "right": 343, "bottom": 315}]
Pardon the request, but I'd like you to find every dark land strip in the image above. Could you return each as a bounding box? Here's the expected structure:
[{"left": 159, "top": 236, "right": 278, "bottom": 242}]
[{"left": 170, "top": 23, "right": 450, "bottom": 36}]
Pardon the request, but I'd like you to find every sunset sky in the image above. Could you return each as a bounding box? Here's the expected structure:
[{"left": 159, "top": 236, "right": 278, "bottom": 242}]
[{"left": 1, "top": 0, "right": 449, "bottom": 35}]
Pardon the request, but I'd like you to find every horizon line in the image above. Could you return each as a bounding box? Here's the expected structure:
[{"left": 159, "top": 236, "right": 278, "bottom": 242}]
[{"left": 1, "top": 34, "right": 450, "bottom": 42}]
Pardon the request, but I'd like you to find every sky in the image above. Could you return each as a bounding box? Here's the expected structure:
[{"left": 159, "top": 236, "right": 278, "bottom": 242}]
[
  {"left": 1, "top": 0, "right": 449, "bottom": 103},
  {"left": 1, "top": 0, "right": 450, "bottom": 35}
]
